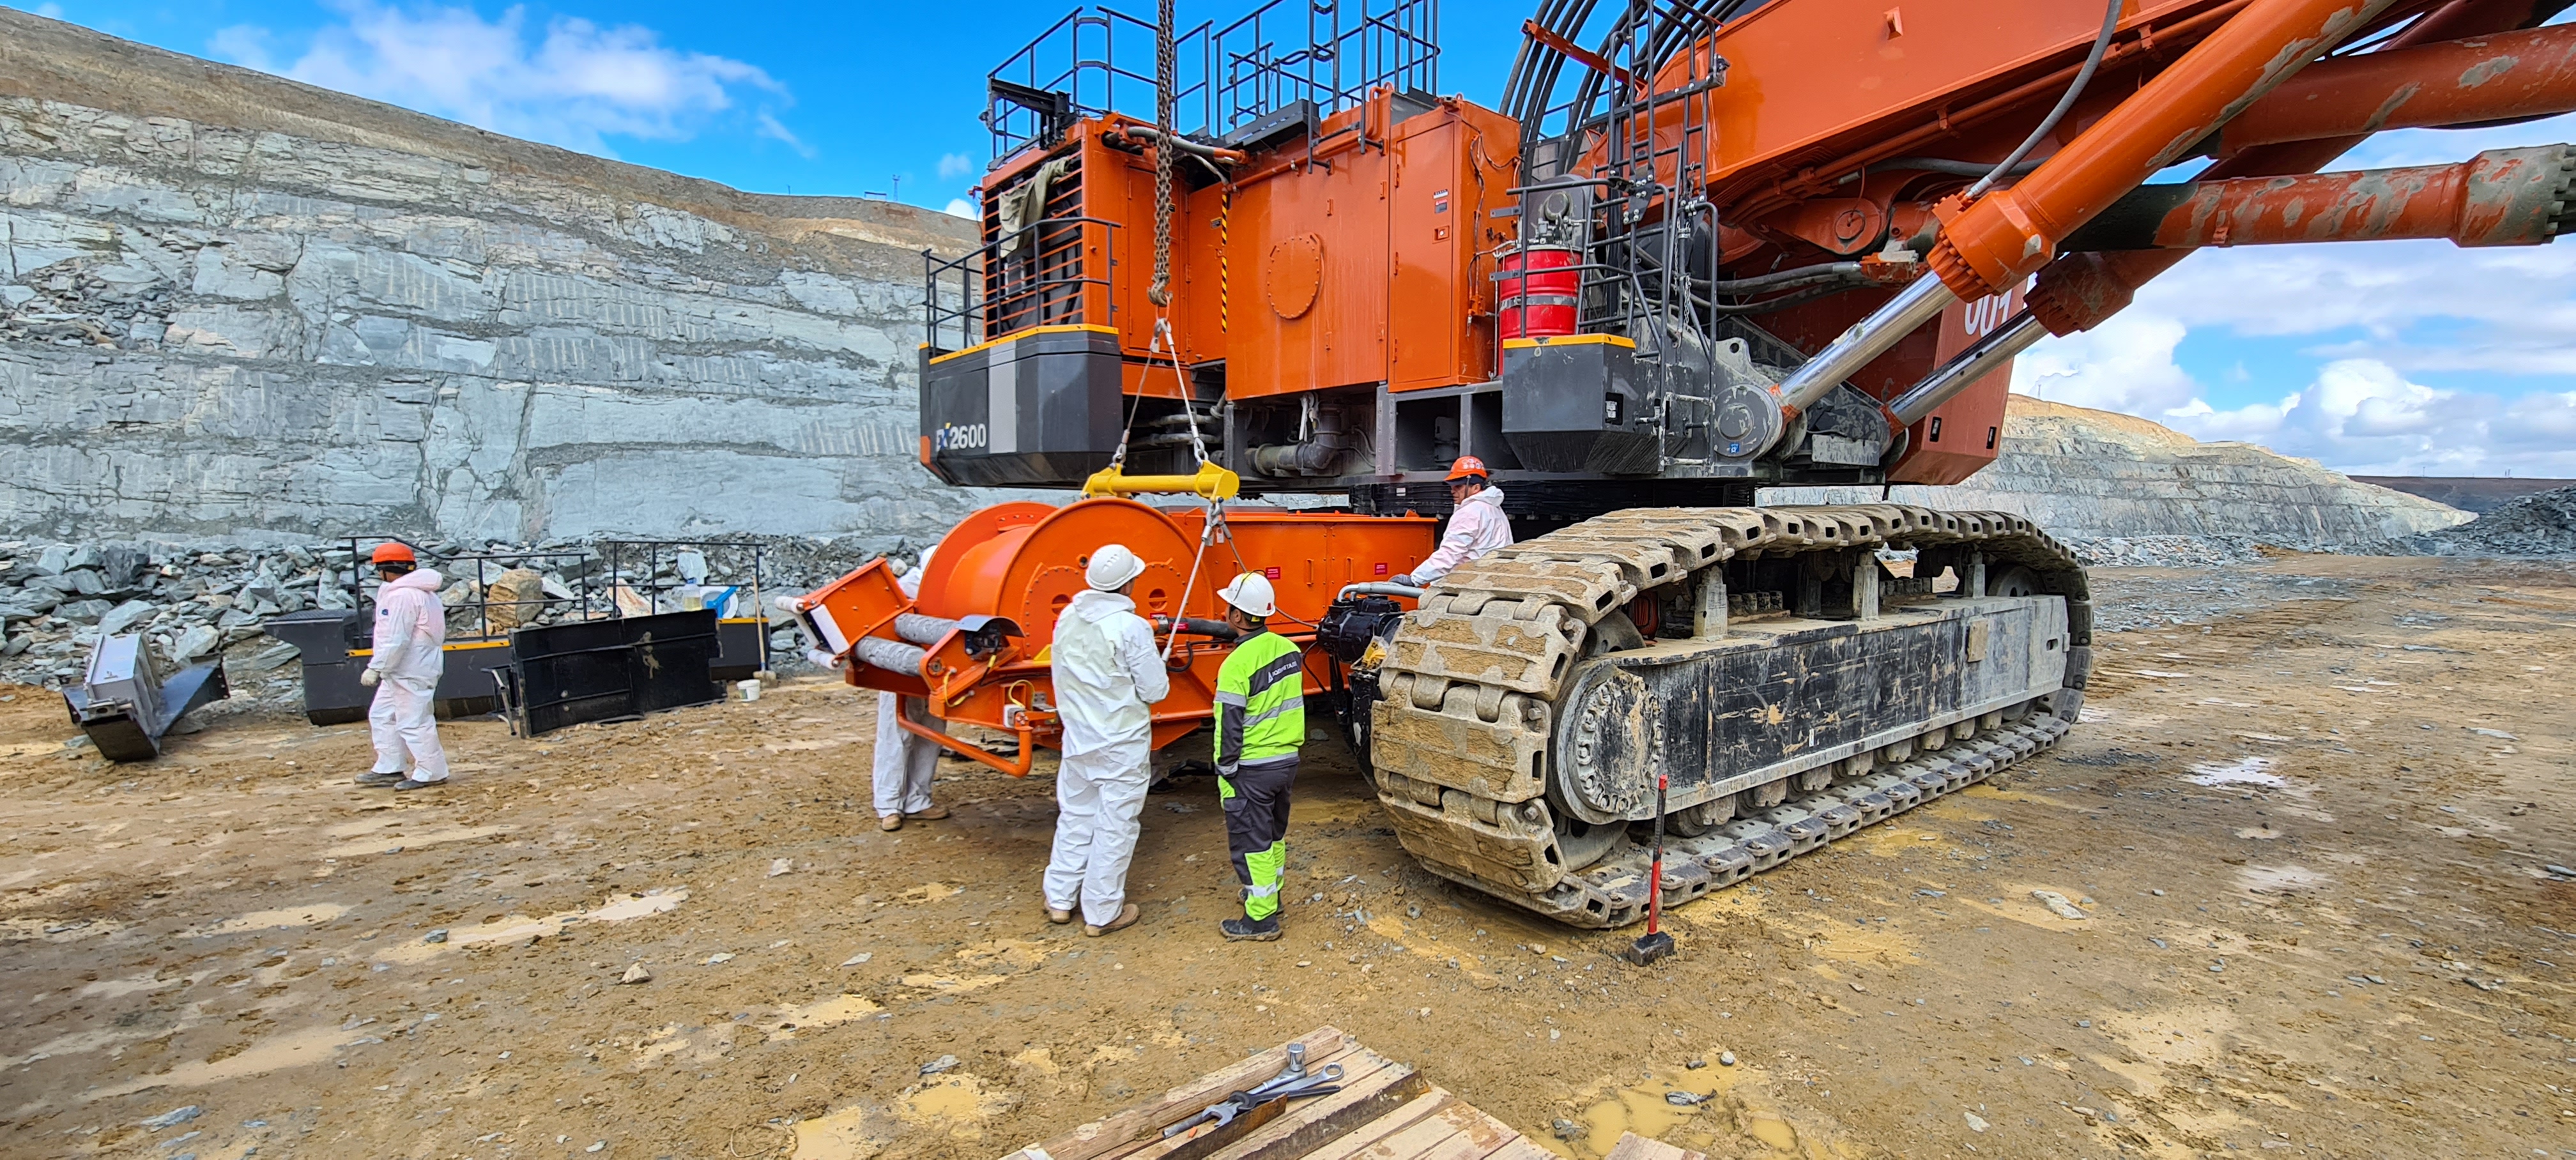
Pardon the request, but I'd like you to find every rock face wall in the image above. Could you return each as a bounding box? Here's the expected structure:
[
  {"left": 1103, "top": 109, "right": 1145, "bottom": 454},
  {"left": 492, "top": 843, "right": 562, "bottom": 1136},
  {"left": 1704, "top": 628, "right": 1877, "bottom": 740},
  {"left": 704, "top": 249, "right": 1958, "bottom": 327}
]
[
  {"left": 1772, "top": 397, "right": 2471, "bottom": 549},
  {"left": 2350, "top": 475, "right": 2576, "bottom": 515},
  {"left": 0, "top": 9, "right": 987, "bottom": 547}
]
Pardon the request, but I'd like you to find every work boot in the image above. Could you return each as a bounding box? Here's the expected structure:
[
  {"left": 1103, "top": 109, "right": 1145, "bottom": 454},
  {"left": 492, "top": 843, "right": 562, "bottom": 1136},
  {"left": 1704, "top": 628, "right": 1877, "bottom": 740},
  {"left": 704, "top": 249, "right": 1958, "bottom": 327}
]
[
  {"left": 1221, "top": 915, "right": 1282, "bottom": 942},
  {"left": 907, "top": 805, "right": 950, "bottom": 821},
  {"left": 1084, "top": 903, "right": 1140, "bottom": 938},
  {"left": 391, "top": 778, "right": 441, "bottom": 791},
  {"left": 878, "top": 814, "right": 903, "bottom": 832},
  {"left": 355, "top": 771, "right": 404, "bottom": 787}
]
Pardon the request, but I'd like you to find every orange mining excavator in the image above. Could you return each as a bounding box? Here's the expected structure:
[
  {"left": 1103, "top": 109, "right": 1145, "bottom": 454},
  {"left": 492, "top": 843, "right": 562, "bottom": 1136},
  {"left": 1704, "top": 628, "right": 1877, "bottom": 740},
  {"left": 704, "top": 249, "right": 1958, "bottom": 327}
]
[{"left": 789, "top": 0, "right": 2576, "bottom": 926}]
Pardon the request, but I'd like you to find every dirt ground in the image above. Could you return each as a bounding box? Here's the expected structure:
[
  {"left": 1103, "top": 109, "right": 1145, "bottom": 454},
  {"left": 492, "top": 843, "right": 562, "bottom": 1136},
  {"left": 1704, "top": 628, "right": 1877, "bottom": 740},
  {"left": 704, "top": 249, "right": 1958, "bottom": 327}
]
[{"left": 2, "top": 553, "right": 2570, "bottom": 1160}]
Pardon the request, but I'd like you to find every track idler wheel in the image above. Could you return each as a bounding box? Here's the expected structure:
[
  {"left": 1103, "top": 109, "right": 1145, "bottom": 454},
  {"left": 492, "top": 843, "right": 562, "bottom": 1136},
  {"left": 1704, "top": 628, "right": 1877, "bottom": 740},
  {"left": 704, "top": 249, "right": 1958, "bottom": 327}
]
[{"left": 1551, "top": 814, "right": 1626, "bottom": 871}]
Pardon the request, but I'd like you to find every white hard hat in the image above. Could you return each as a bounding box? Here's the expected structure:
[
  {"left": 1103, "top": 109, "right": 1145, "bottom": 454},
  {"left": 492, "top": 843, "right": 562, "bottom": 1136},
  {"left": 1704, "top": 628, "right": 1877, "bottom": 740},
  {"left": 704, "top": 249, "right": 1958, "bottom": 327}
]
[
  {"left": 1086, "top": 544, "right": 1147, "bottom": 591},
  {"left": 1217, "top": 572, "right": 1277, "bottom": 618}
]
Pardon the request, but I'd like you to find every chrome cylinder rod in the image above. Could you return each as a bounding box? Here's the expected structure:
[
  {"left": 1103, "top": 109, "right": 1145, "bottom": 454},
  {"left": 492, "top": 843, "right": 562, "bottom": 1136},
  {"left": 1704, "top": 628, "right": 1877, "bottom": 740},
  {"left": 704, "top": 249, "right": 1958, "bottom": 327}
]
[
  {"left": 1887, "top": 311, "right": 2047, "bottom": 428},
  {"left": 1770, "top": 275, "right": 1959, "bottom": 438}
]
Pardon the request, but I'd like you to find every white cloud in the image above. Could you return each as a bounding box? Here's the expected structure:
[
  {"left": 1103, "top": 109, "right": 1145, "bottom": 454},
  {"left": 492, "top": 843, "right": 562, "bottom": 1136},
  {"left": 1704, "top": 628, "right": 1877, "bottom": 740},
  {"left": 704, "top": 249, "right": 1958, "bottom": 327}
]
[
  {"left": 2020, "top": 317, "right": 2576, "bottom": 475},
  {"left": 937, "top": 153, "right": 976, "bottom": 180},
  {"left": 2013, "top": 116, "right": 2576, "bottom": 477},
  {"left": 755, "top": 111, "right": 815, "bottom": 158},
  {"left": 33, "top": 3, "right": 66, "bottom": 17},
  {"left": 2012, "top": 310, "right": 2199, "bottom": 416},
  {"left": 942, "top": 197, "right": 978, "bottom": 219},
  {"left": 211, "top": 1, "right": 796, "bottom": 158}
]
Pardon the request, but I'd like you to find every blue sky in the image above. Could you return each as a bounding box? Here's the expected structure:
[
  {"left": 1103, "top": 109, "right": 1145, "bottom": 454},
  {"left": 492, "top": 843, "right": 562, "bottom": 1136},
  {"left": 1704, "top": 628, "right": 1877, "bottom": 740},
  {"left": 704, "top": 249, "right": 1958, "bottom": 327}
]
[{"left": 19, "top": 0, "right": 2576, "bottom": 475}]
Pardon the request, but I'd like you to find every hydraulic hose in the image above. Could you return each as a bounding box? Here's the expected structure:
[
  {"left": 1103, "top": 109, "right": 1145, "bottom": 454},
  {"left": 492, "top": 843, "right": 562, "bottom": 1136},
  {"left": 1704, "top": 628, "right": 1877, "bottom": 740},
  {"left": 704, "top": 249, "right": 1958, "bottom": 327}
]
[
  {"left": 1117, "top": 124, "right": 1245, "bottom": 165},
  {"left": 1869, "top": 157, "right": 2046, "bottom": 179},
  {"left": 1706, "top": 261, "right": 1866, "bottom": 294},
  {"left": 1969, "top": 0, "right": 2125, "bottom": 197}
]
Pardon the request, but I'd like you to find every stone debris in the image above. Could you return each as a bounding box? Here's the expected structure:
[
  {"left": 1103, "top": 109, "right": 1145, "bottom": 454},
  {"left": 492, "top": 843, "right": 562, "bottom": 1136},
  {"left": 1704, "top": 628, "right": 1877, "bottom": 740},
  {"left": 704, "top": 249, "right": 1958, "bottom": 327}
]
[
  {"left": 2066, "top": 535, "right": 2264, "bottom": 569},
  {"left": 1768, "top": 397, "right": 2470, "bottom": 553},
  {"left": 2391, "top": 484, "right": 2576, "bottom": 558},
  {"left": 920, "top": 1054, "right": 961, "bottom": 1076},
  {"left": 139, "top": 1106, "right": 202, "bottom": 1130},
  {"left": 2032, "top": 890, "right": 2089, "bottom": 920},
  {"left": 0, "top": 536, "right": 885, "bottom": 696},
  {"left": 618, "top": 963, "right": 652, "bottom": 985},
  {"left": 2092, "top": 572, "right": 2363, "bottom": 633},
  {"left": 1963, "top": 1111, "right": 1990, "bottom": 1133}
]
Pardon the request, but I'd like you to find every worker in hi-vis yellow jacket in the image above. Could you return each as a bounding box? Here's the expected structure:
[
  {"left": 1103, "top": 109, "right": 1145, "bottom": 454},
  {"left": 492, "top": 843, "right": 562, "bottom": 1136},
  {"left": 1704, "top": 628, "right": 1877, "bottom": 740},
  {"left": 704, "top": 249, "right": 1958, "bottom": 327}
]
[{"left": 1211, "top": 572, "right": 1303, "bottom": 942}]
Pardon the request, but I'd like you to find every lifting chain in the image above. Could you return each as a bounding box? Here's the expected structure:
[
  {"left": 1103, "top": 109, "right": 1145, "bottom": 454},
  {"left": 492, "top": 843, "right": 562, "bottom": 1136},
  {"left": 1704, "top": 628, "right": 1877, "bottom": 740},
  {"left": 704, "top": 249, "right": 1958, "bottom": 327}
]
[{"left": 1149, "top": 0, "right": 1177, "bottom": 309}]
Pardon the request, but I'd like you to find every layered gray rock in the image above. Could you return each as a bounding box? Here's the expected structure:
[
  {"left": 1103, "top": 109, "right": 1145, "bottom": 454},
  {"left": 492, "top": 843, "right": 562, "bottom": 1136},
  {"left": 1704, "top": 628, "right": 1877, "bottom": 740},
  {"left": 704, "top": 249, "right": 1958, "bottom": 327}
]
[
  {"left": 2396, "top": 484, "right": 2576, "bottom": 558},
  {"left": 0, "top": 8, "right": 992, "bottom": 546},
  {"left": 1769, "top": 397, "right": 2471, "bottom": 554}
]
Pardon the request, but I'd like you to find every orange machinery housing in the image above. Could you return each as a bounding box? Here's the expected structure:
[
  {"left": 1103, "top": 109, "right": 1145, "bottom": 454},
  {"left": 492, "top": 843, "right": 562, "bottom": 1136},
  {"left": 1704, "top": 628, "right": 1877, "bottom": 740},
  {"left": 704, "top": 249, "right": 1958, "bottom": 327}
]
[
  {"left": 790, "top": 498, "right": 1434, "bottom": 771},
  {"left": 916, "top": 85, "right": 1525, "bottom": 494},
  {"left": 918, "top": 0, "right": 2576, "bottom": 505}
]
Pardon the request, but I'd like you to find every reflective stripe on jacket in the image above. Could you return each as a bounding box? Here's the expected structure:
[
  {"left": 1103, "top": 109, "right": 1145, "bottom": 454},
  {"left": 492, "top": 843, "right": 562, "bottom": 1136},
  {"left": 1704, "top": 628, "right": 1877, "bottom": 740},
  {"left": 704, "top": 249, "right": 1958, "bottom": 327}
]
[{"left": 1214, "top": 629, "right": 1305, "bottom": 776}]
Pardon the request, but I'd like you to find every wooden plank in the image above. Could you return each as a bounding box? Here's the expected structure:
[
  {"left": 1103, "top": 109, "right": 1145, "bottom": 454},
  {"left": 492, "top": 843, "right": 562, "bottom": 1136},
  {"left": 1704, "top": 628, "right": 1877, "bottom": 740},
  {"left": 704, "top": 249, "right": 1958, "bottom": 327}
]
[
  {"left": 1295, "top": 1091, "right": 1460, "bottom": 1160},
  {"left": 1201, "top": 1053, "right": 1428, "bottom": 1160},
  {"left": 1114, "top": 1040, "right": 1389, "bottom": 1160},
  {"left": 1602, "top": 1134, "right": 1706, "bottom": 1160},
  {"left": 1390, "top": 1101, "right": 1530, "bottom": 1160},
  {"left": 1004, "top": 1027, "right": 1350, "bottom": 1160},
  {"left": 1344, "top": 1113, "right": 1469, "bottom": 1160},
  {"left": 1127, "top": 1055, "right": 1409, "bottom": 1160},
  {"left": 1483, "top": 1141, "right": 1564, "bottom": 1160}
]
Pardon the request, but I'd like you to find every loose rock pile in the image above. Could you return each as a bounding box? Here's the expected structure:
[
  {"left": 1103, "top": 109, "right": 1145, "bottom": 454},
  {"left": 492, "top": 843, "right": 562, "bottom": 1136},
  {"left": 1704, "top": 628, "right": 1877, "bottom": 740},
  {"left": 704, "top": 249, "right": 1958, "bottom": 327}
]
[
  {"left": 2061, "top": 535, "right": 2266, "bottom": 569},
  {"left": 2390, "top": 484, "right": 2576, "bottom": 558},
  {"left": 0, "top": 535, "right": 926, "bottom": 696}
]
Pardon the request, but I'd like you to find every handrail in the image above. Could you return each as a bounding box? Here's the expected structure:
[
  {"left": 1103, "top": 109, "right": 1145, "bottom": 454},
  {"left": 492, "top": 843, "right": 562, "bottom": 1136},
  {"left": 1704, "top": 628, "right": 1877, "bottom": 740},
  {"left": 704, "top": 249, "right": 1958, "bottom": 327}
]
[{"left": 923, "top": 213, "right": 1125, "bottom": 353}]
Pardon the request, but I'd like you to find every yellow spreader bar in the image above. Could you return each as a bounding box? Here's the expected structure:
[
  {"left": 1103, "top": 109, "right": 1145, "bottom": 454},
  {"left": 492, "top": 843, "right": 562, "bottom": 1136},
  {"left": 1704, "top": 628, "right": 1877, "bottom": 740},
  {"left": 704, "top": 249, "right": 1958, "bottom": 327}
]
[{"left": 1081, "top": 460, "right": 1240, "bottom": 501}]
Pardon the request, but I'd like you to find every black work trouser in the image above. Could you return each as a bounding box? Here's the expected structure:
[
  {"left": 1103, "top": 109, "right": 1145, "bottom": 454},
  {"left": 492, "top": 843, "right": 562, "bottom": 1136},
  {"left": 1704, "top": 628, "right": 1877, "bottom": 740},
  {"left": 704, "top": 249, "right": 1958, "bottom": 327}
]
[{"left": 1221, "top": 754, "right": 1299, "bottom": 920}]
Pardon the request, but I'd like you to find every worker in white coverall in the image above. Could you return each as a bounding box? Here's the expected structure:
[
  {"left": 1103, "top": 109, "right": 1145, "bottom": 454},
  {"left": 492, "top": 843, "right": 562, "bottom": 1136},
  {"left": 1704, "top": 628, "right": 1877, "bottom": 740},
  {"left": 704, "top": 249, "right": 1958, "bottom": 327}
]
[
  {"left": 354, "top": 542, "right": 449, "bottom": 791},
  {"left": 874, "top": 546, "right": 950, "bottom": 832},
  {"left": 1042, "top": 544, "right": 1170, "bottom": 936},
  {"left": 1390, "top": 456, "right": 1514, "bottom": 588}
]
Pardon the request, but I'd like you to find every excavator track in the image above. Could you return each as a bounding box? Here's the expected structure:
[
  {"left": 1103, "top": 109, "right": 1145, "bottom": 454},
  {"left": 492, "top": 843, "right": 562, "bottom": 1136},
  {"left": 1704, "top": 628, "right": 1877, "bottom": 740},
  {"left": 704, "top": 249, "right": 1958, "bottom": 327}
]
[{"left": 1365, "top": 505, "right": 2093, "bottom": 928}]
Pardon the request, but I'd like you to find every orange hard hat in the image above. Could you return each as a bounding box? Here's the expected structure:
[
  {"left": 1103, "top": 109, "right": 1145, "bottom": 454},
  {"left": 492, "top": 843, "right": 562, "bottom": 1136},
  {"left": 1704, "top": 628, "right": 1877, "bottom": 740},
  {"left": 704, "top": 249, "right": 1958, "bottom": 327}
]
[
  {"left": 371, "top": 542, "right": 417, "bottom": 565},
  {"left": 1445, "top": 455, "right": 1489, "bottom": 481}
]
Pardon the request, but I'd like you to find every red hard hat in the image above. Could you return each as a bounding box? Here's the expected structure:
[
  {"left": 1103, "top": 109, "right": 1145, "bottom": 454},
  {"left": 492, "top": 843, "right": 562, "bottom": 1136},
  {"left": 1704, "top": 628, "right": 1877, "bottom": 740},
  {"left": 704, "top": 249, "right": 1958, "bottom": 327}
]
[
  {"left": 1445, "top": 455, "right": 1489, "bottom": 481},
  {"left": 371, "top": 542, "right": 417, "bottom": 565}
]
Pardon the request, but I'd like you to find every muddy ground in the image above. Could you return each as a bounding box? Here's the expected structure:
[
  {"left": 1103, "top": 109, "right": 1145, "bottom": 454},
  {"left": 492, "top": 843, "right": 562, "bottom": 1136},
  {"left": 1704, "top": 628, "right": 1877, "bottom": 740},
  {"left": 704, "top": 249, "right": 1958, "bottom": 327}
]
[{"left": 1, "top": 554, "right": 2570, "bottom": 1159}]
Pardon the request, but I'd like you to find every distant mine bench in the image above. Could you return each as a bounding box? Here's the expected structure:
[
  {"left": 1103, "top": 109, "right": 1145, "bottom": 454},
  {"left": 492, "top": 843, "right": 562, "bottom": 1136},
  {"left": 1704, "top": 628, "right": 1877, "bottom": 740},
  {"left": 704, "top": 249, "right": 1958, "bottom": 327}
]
[{"left": 997, "top": 1026, "right": 1703, "bottom": 1160}]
